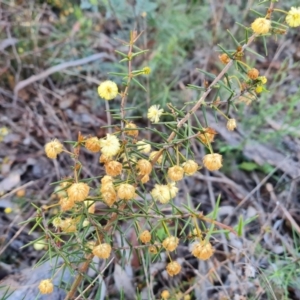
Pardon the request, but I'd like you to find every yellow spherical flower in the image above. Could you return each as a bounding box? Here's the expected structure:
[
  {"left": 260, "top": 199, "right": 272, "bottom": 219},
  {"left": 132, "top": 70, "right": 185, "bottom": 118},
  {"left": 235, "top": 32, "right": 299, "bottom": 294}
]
[
  {"left": 136, "top": 140, "right": 151, "bottom": 154},
  {"left": 52, "top": 217, "right": 63, "bottom": 229},
  {"left": 142, "top": 66, "right": 151, "bottom": 75},
  {"left": 101, "top": 175, "right": 114, "bottom": 185},
  {"left": 92, "top": 243, "right": 112, "bottom": 259},
  {"left": 219, "top": 53, "right": 230, "bottom": 64},
  {"left": 198, "top": 127, "right": 217, "bottom": 144},
  {"left": 191, "top": 241, "right": 214, "bottom": 260},
  {"left": 258, "top": 76, "right": 267, "bottom": 84},
  {"left": 286, "top": 7, "right": 300, "bottom": 27},
  {"left": 85, "top": 137, "right": 101, "bottom": 152},
  {"left": 182, "top": 160, "right": 199, "bottom": 176},
  {"left": 166, "top": 261, "right": 181, "bottom": 277},
  {"left": 125, "top": 122, "right": 139, "bottom": 137},
  {"left": 67, "top": 182, "right": 89, "bottom": 202},
  {"left": 149, "top": 151, "right": 162, "bottom": 164},
  {"left": 151, "top": 184, "right": 171, "bottom": 204},
  {"left": 203, "top": 153, "right": 223, "bottom": 171},
  {"left": 255, "top": 85, "right": 263, "bottom": 94},
  {"left": 247, "top": 68, "right": 259, "bottom": 80},
  {"left": 136, "top": 159, "right": 152, "bottom": 176},
  {"left": 166, "top": 182, "right": 178, "bottom": 198},
  {"left": 97, "top": 80, "right": 118, "bottom": 100},
  {"left": 251, "top": 18, "right": 271, "bottom": 34},
  {"left": 44, "top": 139, "right": 63, "bottom": 159},
  {"left": 147, "top": 105, "right": 164, "bottom": 123},
  {"left": 226, "top": 119, "right": 237, "bottom": 131},
  {"left": 161, "top": 290, "right": 170, "bottom": 299},
  {"left": 139, "top": 230, "right": 151, "bottom": 244},
  {"left": 105, "top": 160, "right": 123, "bottom": 177},
  {"left": 59, "top": 197, "right": 75, "bottom": 211},
  {"left": 99, "top": 154, "right": 112, "bottom": 164},
  {"left": 117, "top": 183, "right": 135, "bottom": 200},
  {"left": 102, "top": 190, "right": 117, "bottom": 207},
  {"left": 168, "top": 166, "right": 184, "bottom": 181},
  {"left": 60, "top": 218, "right": 77, "bottom": 233},
  {"left": 149, "top": 244, "right": 159, "bottom": 254},
  {"left": 162, "top": 236, "right": 179, "bottom": 252},
  {"left": 141, "top": 174, "right": 150, "bottom": 184},
  {"left": 99, "top": 134, "right": 120, "bottom": 157},
  {"left": 38, "top": 279, "right": 54, "bottom": 294}
]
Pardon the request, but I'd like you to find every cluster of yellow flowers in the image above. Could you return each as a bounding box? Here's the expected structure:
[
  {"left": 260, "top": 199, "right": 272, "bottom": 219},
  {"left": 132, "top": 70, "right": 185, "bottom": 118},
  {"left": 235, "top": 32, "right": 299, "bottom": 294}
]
[{"left": 251, "top": 7, "right": 300, "bottom": 36}]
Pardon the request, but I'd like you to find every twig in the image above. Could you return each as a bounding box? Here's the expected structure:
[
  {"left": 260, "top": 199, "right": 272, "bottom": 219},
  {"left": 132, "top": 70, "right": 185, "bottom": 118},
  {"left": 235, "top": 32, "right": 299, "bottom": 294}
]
[{"left": 13, "top": 53, "right": 115, "bottom": 97}]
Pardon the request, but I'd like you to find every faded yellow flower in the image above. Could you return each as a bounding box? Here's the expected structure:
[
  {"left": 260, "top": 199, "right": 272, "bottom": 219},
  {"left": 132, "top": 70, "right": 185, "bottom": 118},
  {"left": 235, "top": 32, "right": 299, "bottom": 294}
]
[
  {"left": 60, "top": 218, "right": 77, "bottom": 233},
  {"left": 59, "top": 197, "right": 75, "bottom": 211},
  {"left": 203, "top": 153, "right": 223, "bottom": 171},
  {"left": 125, "top": 122, "right": 139, "bottom": 137},
  {"left": 92, "top": 243, "right": 112, "bottom": 259},
  {"left": 166, "top": 182, "right": 178, "bottom": 198},
  {"left": 85, "top": 137, "right": 101, "bottom": 152},
  {"left": 117, "top": 183, "right": 135, "bottom": 200},
  {"left": 191, "top": 241, "right": 214, "bottom": 260},
  {"left": 168, "top": 165, "right": 184, "bottom": 181},
  {"left": 105, "top": 160, "right": 123, "bottom": 177},
  {"left": 98, "top": 80, "right": 118, "bottom": 100},
  {"left": 151, "top": 184, "right": 171, "bottom": 204},
  {"left": 149, "top": 151, "right": 162, "bottom": 164},
  {"left": 147, "top": 105, "right": 164, "bottom": 123},
  {"left": 161, "top": 290, "right": 170, "bottom": 299},
  {"left": 198, "top": 127, "right": 217, "bottom": 144},
  {"left": 45, "top": 139, "right": 63, "bottom": 159},
  {"left": 136, "top": 140, "right": 151, "bottom": 154},
  {"left": 251, "top": 18, "right": 271, "bottom": 34},
  {"left": 247, "top": 68, "right": 259, "bottom": 80},
  {"left": 286, "top": 7, "right": 300, "bottom": 27},
  {"left": 136, "top": 159, "right": 152, "bottom": 176},
  {"left": 38, "top": 279, "right": 54, "bottom": 294},
  {"left": 219, "top": 53, "right": 230, "bottom": 64},
  {"left": 140, "top": 230, "right": 151, "bottom": 244},
  {"left": 162, "top": 236, "right": 179, "bottom": 252},
  {"left": 67, "top": 182, "right": 90, "bottom": 202},
  {"left": 99, "top": 134, "right": 120, "bottom": 157},
  {"left": 166, "top": 261, "right": 181, "bottom": 277},
  {"left": 226, "top": 119, "right": 237, "bottom": 131},
  {"left": 182, "top": 160, "right": 199, "bottom": 176}
]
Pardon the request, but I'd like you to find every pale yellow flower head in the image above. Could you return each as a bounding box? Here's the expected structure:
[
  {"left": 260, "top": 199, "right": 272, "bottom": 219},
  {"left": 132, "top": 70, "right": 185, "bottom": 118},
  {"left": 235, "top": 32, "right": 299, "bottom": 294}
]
[
  {"left": 150, "top": 184, "right": 171, "bottom": 204},
  {"left": 38, "top": 279, "right": 54, "bottom": 294},
  {"left": 166, "top": 182, "right": 178, "bottom": 198},
  {"left": 136, "top": 140, "right": 151, "bottom": 154},
  {"left": 67, "top": 182, "right": 90, "bottom": 202},
  {"left": 92, "top": 243, "right": 112, "bottom": 259},
  {"left": 191, "top": 241, "right": 214, "bottom": 260},
  {"left": 147, "top": 105, "right": 164, "bottom": 123},
  {"left": 139, "top": 230, "right": 151, "bottom": 244},
  {"left": 166, "top": 261, "right": 181, "bottom": 276},
  {"left": 182, "top": 160, "right": 199, "bottom": 176},
  {"left": 99, "top": 134, "right": 120, "bottom": 157},
  {"left": 203, "top": 153, "right": 223, "bottom": 171},
  {"left": 44, "top": 139, "right": 63, "bottom": 159},
  {"left": 149, "top": 151, "right": 162, "bottom": 164},
  {"left": 117, "top": 183, "right": 135, "bottom": 200},
  {"left": 286, "top": 7, "right": 300, "bottom": 27},
  {"left": 162, "top": 236, "right": 179, "bottom": 252},
  {"left": 226, "top": 119, "right": 237, "bottom": 131},
  {"left": 97, "top": 80, "right": 118, "bottom": 100},
  {"left": 251, "top": 18, "right": 271, "bottom": 34}
]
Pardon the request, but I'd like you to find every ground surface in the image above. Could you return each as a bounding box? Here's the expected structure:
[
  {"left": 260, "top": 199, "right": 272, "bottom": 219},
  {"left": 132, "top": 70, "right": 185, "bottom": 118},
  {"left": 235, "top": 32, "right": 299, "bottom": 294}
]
[{"left": 0, "top": 1, "right": 300, "bottom": 300}]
